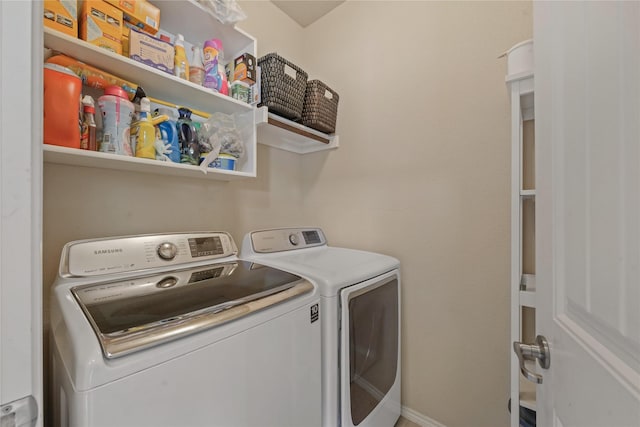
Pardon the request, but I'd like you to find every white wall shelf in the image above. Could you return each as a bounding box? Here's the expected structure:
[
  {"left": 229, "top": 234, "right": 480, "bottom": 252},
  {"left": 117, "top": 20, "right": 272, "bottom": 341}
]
[
  {"left": 509, "top": 64, "right": 536, "bottom": 426},
  {"left": 43, "top": 0, "right": 257, "bottom": 179},
  {"left": 520, "top": 274, "right": 536, "bottom": 308},
  {"left": 43, "top": 145, "right": 254, "bottom": 181},
  {"left": 44, "top": 29, "right": 253, "bottom": 117},
  {"left": 519, "top": 361, "right": 537, "bottom": 411},
  {"left": 255, "top": 107, "right": 339, "bottom": 154}
]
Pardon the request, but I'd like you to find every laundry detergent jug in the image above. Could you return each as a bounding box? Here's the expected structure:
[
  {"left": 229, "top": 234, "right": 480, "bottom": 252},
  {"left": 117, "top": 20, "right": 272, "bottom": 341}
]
[
  {"left": 155, "top": 107, "right": 180, "bottom": 163},
  {"left": 43, "top": 64, "right": 82, "bottom": 148},
  {"left": 98, "top": 85, "right": 135, "bottom": 156},
  {"left": 177, "top": 107, "right": 200, "bottom": 165}
]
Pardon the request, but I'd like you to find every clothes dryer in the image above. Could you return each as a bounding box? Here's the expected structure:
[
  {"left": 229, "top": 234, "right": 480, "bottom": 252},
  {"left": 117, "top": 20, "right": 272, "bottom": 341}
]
[
  {"left": 241, "top": 228, "right": 401, "bottom": 427},
  {"left": 50, "top": 232, "right": 321, "bottom": 427}
]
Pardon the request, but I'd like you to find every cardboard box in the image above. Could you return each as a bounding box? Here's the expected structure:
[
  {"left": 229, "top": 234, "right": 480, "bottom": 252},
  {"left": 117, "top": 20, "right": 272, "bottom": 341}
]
[
  {"left": 80, "top": 0, "right": 123, "bottom": 54},
  {"left": 105, "top": 0, "right": 160, "bottom": 35},
  {"left": 233, "top": 53, "right": 256, "bottom": 84},
  {"left": 44, "top": 0, "right": 78, "bottom": 38},
  {"left": 231, "top": 81, "right": 250, "bottom": 104},
  {"left": 129, "top": 27, "right": 174, "bottom": 74},
  {"left": 121, "top": 22, "right": 137, "bottom": 57}
]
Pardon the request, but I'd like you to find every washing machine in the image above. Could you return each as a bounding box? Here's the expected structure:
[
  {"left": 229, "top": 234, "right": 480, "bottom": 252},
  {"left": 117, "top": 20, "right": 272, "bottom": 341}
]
[
  {"left": 50, "top": 232, "right": 321, "bottom": 427},
  {"left": 240, "top": 228, "right": 401, "bottom": 427}
]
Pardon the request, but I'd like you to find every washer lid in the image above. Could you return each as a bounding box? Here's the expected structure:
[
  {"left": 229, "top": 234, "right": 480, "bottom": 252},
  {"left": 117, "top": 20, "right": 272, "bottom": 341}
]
[{"left": 72, "top": 261, "right": 312, "bottom": 358}]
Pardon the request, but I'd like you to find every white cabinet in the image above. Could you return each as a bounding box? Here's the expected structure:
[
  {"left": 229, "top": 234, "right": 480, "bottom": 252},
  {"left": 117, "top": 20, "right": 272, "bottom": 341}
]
[
  {"left": 43, "top": 0, "right": 257, "bottom": 180},
  {"left": 506, "top": 42, "right": 536, "bottom": 427}
]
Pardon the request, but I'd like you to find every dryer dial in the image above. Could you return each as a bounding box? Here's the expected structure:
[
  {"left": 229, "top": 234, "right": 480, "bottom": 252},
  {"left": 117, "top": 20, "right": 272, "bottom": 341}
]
[
  {"left": 157, "top": 242, "right": 178, "bottom": 260},
  {"left": 289, "top": 233, "right": 299, "bottom": 246}
]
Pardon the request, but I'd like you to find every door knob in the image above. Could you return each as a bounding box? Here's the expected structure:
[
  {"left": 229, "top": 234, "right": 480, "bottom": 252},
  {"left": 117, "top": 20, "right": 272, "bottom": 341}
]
[{"left": 513, "top": 335, "right": 550, "bottom": 384}]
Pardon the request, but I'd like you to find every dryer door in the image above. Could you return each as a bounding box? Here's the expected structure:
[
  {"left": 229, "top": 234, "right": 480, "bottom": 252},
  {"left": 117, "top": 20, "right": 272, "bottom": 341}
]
[{"left": 339, "top": 270, "right": 401, "bottom": 427}]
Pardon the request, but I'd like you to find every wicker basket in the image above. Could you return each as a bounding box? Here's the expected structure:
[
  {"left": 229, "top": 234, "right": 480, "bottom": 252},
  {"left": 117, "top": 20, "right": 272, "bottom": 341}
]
[
  {"left": 301, "top": 80, "right": 339, "bottom": 134},
  {"left": 258, "top": 53, "right": 308, "bottom": 120}
]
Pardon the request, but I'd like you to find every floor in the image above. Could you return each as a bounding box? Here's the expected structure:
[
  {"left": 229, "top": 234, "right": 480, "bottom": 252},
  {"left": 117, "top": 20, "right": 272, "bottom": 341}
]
[{"left": 395, "top": 416, "right": 421, "bottom": 427}]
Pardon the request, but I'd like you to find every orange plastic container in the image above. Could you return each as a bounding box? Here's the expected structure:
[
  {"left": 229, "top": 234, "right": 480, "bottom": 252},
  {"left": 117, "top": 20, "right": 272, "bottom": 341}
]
[{"left": 44, "top": 64, "right": 82, "bottom": 148}]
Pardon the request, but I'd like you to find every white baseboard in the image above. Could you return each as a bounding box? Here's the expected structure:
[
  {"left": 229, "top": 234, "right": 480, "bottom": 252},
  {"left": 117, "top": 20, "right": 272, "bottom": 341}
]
[{"left": 401, "top": 406, "right": 447, "bottom": 427}]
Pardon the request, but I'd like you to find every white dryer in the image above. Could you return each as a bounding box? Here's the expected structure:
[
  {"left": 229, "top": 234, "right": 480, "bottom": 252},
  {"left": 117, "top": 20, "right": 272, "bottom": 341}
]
[
  {"left": 241, "top": 228, "right": 401, "bottom": 427},
  {"left": 50, "top": 232, "right": 321, "bottom": 427}
]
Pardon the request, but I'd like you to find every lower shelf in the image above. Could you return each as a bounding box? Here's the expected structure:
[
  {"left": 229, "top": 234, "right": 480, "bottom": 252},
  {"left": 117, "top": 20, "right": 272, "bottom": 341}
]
[
  {"left": 519, "top": 373, "right": 537, "bottom": 411},
  {"left": 255, "top": 107, "right": 339, "bottom": 154},
  {"left": 520, "top": 274, "right": 536, "bottom": 308},
  {"left": 43, "top": 145, "right": 255, "bottom": 180}
]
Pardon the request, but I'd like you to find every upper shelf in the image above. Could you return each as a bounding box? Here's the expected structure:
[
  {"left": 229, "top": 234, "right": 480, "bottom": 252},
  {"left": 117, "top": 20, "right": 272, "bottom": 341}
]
[
  {"left": 155, "top": 0, "right": 255, "bottom": 59},
  {"left": 255, "top": 107, "right": 339, "bottom": 154},
  {"left": 520, "top": 189, "right": 536, "bottom": 199},
  {"left": 520, "top": 274, "right": 536, "bottom": 308},
  {"left": 44, "top": 28, "right": 252, "bottom": 116}
]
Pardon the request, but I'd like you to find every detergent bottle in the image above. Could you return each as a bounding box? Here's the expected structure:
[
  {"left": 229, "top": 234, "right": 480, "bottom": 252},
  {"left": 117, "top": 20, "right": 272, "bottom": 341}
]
[
  {"left": 189, "top": 45, "right": 205, "bottom": 86},
  {"left": 98, "top": 85, "right": 135, "bottom": 155},
  {"left": 80, "top": 95, "right": 97, "bottom": 151},
  {"left": 203, "top": 38, "right": 223, "bottom": 92},
  {"left": 177, "top": 107, "right": 200, "bottom": 164},
  {"left": 43, "top": 63, "right": 82, "bottom": 149},
  {"left": 131, "top": 97, "right": 156, "bottom": 159},
  {"left": 154, "top": 107, "right": 180, "bottom": 163},
  {"left": 174, "top": 34, "right": 190, "bottom": 80}
]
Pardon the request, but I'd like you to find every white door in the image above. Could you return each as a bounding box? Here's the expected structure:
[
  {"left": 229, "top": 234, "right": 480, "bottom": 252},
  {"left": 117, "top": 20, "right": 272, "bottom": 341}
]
[
  {"left": 0, "top": 1, "right": 43, "bottom": 426},
  {"left": 535, "top": 2, "right": 640, "bottom": 426},
  {"left": 339, "top": 271, "right": 401, "bottom": 427}
]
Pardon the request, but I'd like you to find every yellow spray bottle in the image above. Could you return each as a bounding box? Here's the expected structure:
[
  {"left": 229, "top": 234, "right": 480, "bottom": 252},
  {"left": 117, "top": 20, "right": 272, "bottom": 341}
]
[
  {"left": 174, "top": 34, "right": 190, "bottom": 80},
  {"left": 131, "top": 97, "right": 157, "bottom": 159}
]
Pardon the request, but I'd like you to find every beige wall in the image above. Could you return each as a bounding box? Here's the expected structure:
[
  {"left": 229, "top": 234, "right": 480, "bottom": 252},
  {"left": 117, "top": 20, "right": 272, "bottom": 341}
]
[
  {"left": 246, "top": 1, "right": 532, "bottom": 426},
  {"left": 43, "top": 1, "right": 531, "bottom": 426}
]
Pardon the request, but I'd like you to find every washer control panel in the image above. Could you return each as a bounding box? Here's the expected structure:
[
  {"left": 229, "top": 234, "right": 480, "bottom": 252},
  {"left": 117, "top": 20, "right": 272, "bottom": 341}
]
[
  {"left": 157, "top": 242, "right": 178, "bottom": 260},
  {"left": 61, "top": 232, "right": 237, "bottom": 277},
  {"left": 250, "top": 228, "right": 326, "bottom": 253}
]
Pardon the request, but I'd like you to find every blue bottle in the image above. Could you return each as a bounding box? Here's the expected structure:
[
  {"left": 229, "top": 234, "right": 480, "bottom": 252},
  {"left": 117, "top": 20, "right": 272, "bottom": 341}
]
[{"left": 154, "top": 108, "right": 180, "bottom": 163}]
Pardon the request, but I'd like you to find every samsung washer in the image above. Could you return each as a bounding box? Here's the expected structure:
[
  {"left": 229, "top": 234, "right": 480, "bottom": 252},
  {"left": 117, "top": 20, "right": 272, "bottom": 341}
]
[
  {"left": 50, "top": 232, "right": 321, "bottom": 427},
  {"left": 241, "top": 228, "right": 401, "bottom": 427}
]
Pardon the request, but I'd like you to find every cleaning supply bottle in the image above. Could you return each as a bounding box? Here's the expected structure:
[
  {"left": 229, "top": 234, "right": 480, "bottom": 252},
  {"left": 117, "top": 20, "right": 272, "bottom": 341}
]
[
  {"left": 218, "top": 62, "right": 229, "bottom": 96},
  {"left": 203, "top": 38, "right": 223, "bottom": 91},
  {"left": 131, "top": 97, "right": 156, "bottom": 159},
  {"left": 189, "top": 44, "right": 205, "bottom": 86},
  {"left": 80, "top": 95, "right": 97, "bottom": 151},
  {"left": 176, "top": 107, "right": 200, "bottom": 164},
  {"left": 174, "top": 34, "right": 190, "bottom": 80},
  {"left": 98, "top": 85, "right": 135, "bottom": 156},
  {"left": 154, "top": 107, "right": 180, "bottom": 163}
]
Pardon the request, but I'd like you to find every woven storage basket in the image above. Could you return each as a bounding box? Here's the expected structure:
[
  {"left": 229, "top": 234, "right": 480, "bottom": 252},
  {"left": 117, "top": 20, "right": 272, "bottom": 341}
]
[
  {"left": 301, "top": 80, "right": 339, "bottom": 133},
  {"left": 258, "top": 53, "right": 308, "bottom": 120}
]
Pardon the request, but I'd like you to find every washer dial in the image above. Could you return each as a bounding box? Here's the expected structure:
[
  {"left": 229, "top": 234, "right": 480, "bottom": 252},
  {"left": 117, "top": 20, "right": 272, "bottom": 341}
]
[{"left": 157, "top": 242, "right": 178, "bottom": 260}]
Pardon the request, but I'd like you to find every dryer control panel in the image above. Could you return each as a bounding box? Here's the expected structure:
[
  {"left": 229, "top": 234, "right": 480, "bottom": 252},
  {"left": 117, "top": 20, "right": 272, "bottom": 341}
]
[
  {"left": 248, "top": 228, "right": 327, "bottom": 253},
  {"left": 60, "top": 232, "right": 238, "bottom": 277}
]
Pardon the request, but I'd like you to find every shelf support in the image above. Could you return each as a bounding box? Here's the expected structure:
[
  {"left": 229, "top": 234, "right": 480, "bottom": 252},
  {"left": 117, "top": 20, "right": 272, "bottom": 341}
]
[{"left": 267, "top": 118, "right": 330, "bottom": 144}]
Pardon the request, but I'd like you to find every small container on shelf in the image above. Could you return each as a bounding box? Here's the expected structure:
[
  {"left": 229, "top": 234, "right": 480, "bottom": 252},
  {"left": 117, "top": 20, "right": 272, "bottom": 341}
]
[
  {"left": 301, "top": 80, "right": 339, "bottom": 134},
  {"left": 104, "top": 0, "right": 160, "bottom": 35},
  {"left": 257, "top": 53, "right": 308, "bottom": 121},
  {"left": 231, "top": 81, "right": 250, "bottom": 103},
  {"left": 128, "top": 27, "right": 174, "bottom": 74},
  {"left": 43, "top": 63, "right": 82, "bottom": 149},
  {"left": 43, "top": 0, "right": 78, "bottom": 38},
  {"left": 233, "top": 53, "right": 256, "bottom": 84},
  {"left": 79, "top": 0, "right": 123, "bottom": 55}
]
